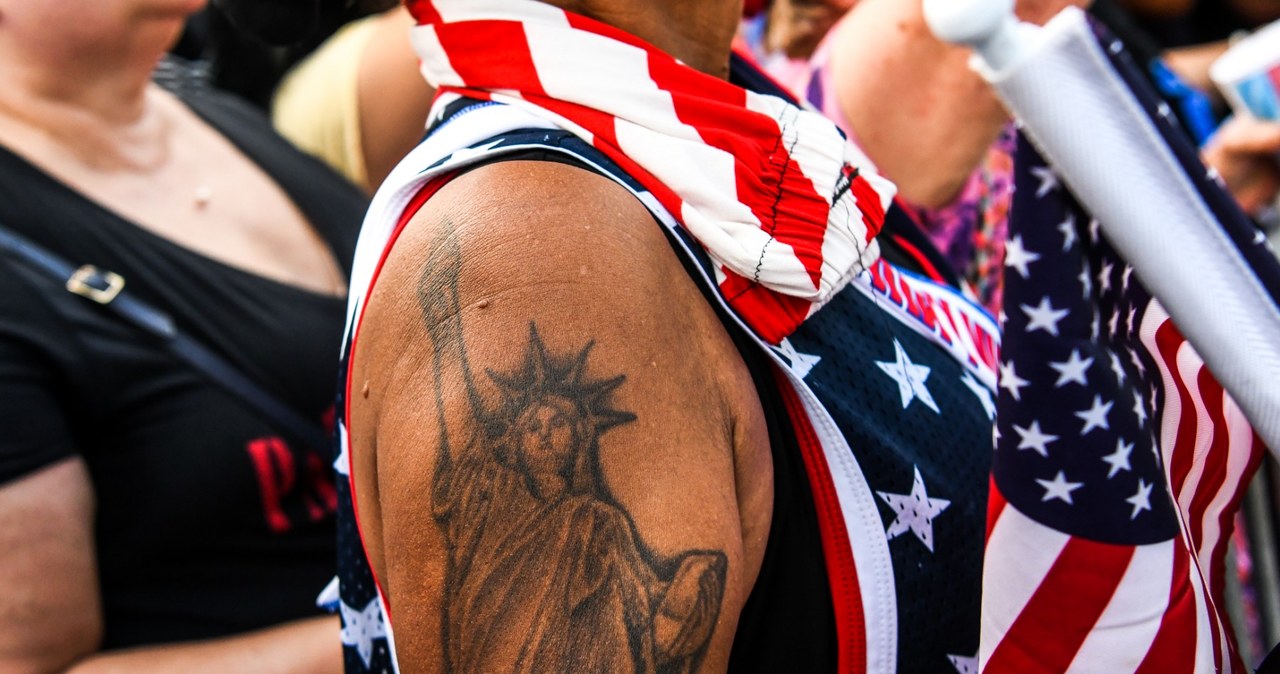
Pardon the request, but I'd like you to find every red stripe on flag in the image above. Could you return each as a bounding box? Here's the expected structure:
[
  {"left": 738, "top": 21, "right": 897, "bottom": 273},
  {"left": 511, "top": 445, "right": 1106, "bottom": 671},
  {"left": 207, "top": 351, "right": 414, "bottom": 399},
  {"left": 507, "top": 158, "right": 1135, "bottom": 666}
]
[
  {"left": 1155, "top": 321, "right": 1197, "bottom": 495},
  {"left": 1134, "top": 544, "right": 1197, "bottom": 674},
  {"left": 1187, "top": 366, "right": 1230, "bottom": 574},
  {"left": 433, "top": 20, "right": 547, "bottom": 97},
  {"left": 986, "top": 474, "right": 1007, "bottom": 546},
  {"left": 774, "top": 369, "right": 867, "bottom": 674},
  {"left": 648, "top": 52, "right": 833, "bottom": 293},
  {"left": 722, "top": 275, "right": 812, "bottom": 344},
  {"left": 984, "top": 538, "right": 1134, "bottom": 673}
]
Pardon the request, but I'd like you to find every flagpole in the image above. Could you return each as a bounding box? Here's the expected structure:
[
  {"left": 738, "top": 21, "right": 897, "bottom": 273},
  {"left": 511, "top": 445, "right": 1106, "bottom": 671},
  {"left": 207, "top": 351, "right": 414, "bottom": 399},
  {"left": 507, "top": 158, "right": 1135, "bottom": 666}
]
[{"left": 925, "top": 0, "right": 1280, "bottom": 457}]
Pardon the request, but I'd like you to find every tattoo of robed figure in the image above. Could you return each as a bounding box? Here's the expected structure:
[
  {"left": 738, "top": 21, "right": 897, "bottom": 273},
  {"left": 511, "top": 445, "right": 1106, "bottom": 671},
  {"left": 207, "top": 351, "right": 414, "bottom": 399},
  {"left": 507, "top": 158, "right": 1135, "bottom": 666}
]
[{"left": 416, "top": 224, "right": 728, "bottom": 674}]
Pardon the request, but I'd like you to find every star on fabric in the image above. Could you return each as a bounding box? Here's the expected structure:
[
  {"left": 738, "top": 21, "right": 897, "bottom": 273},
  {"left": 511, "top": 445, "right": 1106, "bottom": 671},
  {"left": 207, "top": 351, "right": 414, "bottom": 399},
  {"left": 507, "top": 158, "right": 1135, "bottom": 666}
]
[
  {"left": 961, "top": 371, "right": 996, "bottom": 419},
  {"left": 1103, "top": 438, "right": 1134, "bottom": 478},
  {"left": 1110, "top": 351, "right": 1128, "bottom": 384},
  {"left": 1077, "top": 266, "right": 1093, "bottom": 298},
  {"left": 876, "top": 465, "right": 952, "bottom": 552},
  {"left": 948, "top": 653, "right": 979, "bottom": 674},
  {"left": 1075, "top": 395, "right": 1113, "bottom": 435},
  {"left": 776, "top": 338, "right": 822, "bottom": 379},
  {"left": 1157, "top": 102, "right": 1174, "bottom": 120},
  {"left": 1098, "top": 261, "right": 1114, "bottom": 293},
  {"left": 1128, "top": 348, "right": 1146, "bottom": 378},
  {"left": 334, "top": 425, "right": 350, "bottom": 477},
  {"left": 1089, "top": 218, "right": 1101, "bottom": 244},
  {"left": 1108, "top": 310, "right": 1122, "bottom": 338},
  {"left": 340, "top": 597, "right": 388, "bottom": 669},
  {"left": 1031, "top": 165, "right": 1060, "bottom": 197},
  {"left": 1049, "top": 349, "right": 1093, "bottom": 387},
  {"left": 1058, "top": 214, "right": 1077, "bottom": 251},
  {"left": 1127, "top": 479, "right": 1155, "bottom": 519},
  {"left": 1121, "top": 265, "right": 1134, "bottom": 292},
  {"left": 1013, "top": 420, "right": 1059, "bottom": 457},
  {"left": 1090, "top": 313, "right": 1101, "bottom": 339},
  {"left": 1022, "top": 296, "right": 1070, "bottom": 337},
  {"left": 876, "top": 339, "right": 940, "bottom": 414},
  {"left": 1127, "top": 306, "right": 1138, "bottom": 335},
  {"left": 1254, "top": 229, "right": 1268, "bottom": 245},
  {"left": 1037, "top": 470, "right": 1084, "bottom": 504},
  {"left": 1133, "top": 390, "right": 1149, "bottom": 427},
  {"left": 1004, "top": 235, "right": 1041, "bottom": 280},
  {"left": 999, "top": 359, "right": 1031, "bottom": 401}
]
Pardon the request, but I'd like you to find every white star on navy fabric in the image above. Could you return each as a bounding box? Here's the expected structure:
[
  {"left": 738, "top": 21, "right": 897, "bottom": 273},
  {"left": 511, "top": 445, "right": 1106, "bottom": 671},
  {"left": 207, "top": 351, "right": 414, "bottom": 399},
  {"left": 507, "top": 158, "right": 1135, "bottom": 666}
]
[
  {"left": 1077, "top": 266, "right": 1093, "bottom": 297},
  {"left": 1089, "top": 218, "right": 1101, "bottom": 244},
  {"left": 1121, "top": 265, "right": 1134, "bottom": 292},
  {"left": 876, "top": 339, "right": 940, "bottom": 414},
  {"left": 1037, "top": 470, "right": 1084, "bottom": 504},
  {"left": 948, "top": 653, "right": 978, "bottom": 674},
  {"left": 1031, "top": 165, "right": 1060, "bottom": 197},
  {"left": 1049, "top": 349, "right": 1093, "bottom": 387},
  {"left": 1108, "top": 310, "right": 1122, "bottom": 338},
  {"left": 1156, "top": 102, "right": 1173, "bottom": 120},
  {"left": 1021, "top": 296, "right": 1070, "bottom": 336},
  {"left": 1013, "top": 420, "right": 1059, "bottom": 457},
  {"left": 876, "top": 465, "right": 951, "bottom": 552},
  {"left": 1127, "top": 306, "right": 1138, "bottom": 335},
  {"left": 999, "top": 360, "right": 1031, "bottom": 401},
  {"left": 776, "top": 338, "right": 822, "bottom": 379},
  {"left": 334, "top": 425, "right": 350, "bottom": 477},
  {"left": 961, "top": 371, "right": 996, "bottom": 419},
  {"left": 340, "top": 597, "right": 388, "bottom": 669},
  {"left": 1128, "top": 348, "right": 1146, "bottom": 378},
  {"left": 1102, "top": 438, "right": 1134, "bottom": 478},
  {"left": 1098, "top": 261, "right": 1114, "bottom": 293},
  {"left": 1058, "top": 214, "right": 1077, "bottom": 251},
  {"left": 1110, "top": 351, "right": 1128, "bottom": 384},
  {"left": 1075, "top": 395, "right": 1113, "bottom": 435},
  {"left": 1127, "top": 479, "right": 1154, "bottom": 519},
  {"left": 1005, "top": 235, "right": 1041, "bottom": 280},
  {"left": 1133, "top": 390, "right": 1149, "bottom": 427},
  {"left": 1254, "top": 229, "right": 1268, "bottom": 245}
]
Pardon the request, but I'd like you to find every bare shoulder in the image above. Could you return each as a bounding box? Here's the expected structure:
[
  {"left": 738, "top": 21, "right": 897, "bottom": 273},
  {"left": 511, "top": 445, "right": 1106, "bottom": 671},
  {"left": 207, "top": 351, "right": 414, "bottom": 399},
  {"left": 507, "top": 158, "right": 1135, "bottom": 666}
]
[{"left": 348, "top": 159, "right": 773, "bottom": 673}]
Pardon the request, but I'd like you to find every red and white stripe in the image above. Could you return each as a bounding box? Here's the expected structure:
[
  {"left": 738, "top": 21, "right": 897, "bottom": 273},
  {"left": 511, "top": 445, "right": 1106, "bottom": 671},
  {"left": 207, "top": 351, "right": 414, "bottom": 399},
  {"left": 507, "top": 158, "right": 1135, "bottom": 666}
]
[
  {"left": 406, "top": 0, "right": 894, "bottom": 343},
  {"left": 980, "top": 302, "right": 1263, "bottom": 673}
]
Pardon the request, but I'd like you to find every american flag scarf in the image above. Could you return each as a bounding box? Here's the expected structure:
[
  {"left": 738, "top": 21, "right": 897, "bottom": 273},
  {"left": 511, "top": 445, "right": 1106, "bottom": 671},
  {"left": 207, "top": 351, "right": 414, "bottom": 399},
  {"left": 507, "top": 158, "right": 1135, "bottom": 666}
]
[{"left": 405, "top": 0, "right": 893, "bottom": 344}]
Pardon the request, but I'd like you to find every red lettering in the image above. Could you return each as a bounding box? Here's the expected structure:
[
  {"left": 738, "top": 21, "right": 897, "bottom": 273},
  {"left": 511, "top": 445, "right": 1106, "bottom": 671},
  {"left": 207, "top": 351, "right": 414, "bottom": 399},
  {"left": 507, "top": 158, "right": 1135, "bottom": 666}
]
[
  {"left": 246, "top": 437, "right": 339, "bottom": 533},
  {"left": 247, "top": 437, "right": 296, "bottom": 533}
]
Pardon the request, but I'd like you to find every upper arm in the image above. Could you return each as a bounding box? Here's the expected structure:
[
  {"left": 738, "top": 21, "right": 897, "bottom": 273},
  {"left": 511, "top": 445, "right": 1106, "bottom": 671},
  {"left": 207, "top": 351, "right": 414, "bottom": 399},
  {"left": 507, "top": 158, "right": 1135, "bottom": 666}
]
[
  {"left": 0, "top": 273, "right": 102, "bottom": 673},
  {"left": 348, "top": 160, "right": 772, "bottom": 673},
  {"left": 0, "top": 459, "right": 101, "bottom": 674}
]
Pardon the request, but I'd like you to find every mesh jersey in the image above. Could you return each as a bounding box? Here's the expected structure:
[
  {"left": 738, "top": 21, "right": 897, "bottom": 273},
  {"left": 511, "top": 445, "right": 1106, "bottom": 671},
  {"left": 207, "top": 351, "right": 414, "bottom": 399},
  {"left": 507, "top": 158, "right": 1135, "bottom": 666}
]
[{"left": 334, "top": 82, "right": 998, "bottom": 674}]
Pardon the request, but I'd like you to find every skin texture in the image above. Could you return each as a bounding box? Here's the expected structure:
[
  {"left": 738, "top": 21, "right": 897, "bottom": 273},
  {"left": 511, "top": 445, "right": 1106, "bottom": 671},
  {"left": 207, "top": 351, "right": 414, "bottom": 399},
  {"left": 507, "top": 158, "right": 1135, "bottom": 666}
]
[
  {"left": 1203, "top": 116, "right": 1280, "bottom": 215},
  {"left": 763, "top": 0, "right": 858, "bottom": 59},
  {"left": 0, "top": 1, "right": 343, "bottom": 671},
  {"left": 355, "top": 7, "right": 435, "bottom": 192},
  {"left": 829, "top": 0, "right": 1088, "bottom": 210},
  {"left": 348, "top": 156, "right": 774, "bottom": 672}
]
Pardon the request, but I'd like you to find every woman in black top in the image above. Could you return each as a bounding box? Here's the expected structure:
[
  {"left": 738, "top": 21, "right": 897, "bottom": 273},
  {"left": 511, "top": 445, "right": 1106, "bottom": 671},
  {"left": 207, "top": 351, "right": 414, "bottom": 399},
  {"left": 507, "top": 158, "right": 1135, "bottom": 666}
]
[{"left": 0, "top": 1, "right": 364, "bottom": 671}]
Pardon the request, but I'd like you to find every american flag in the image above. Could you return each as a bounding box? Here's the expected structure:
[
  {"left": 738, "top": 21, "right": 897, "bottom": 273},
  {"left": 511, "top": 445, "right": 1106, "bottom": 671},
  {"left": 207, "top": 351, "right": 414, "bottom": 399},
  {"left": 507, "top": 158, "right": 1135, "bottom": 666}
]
[{"left": 979, "top": 15, "right": 1274, "bottom": 673}]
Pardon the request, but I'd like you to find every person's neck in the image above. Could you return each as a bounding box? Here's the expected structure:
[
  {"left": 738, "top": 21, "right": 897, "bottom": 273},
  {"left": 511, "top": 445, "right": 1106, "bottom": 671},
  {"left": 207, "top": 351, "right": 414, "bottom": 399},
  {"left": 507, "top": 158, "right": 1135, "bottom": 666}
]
[
  {"left": 0, "top": 50, "right": 173, "bottom": 171},
  {"left": 551, "top": 0, "right": 740, "bottom": 79}
]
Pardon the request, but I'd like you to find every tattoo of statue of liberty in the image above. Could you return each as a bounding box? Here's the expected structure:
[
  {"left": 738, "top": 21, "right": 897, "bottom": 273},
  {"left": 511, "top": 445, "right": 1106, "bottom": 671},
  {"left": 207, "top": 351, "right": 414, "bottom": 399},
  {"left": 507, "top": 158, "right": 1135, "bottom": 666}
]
[{"left": 417, "top": 222, "right": 727, "bottom": 674}]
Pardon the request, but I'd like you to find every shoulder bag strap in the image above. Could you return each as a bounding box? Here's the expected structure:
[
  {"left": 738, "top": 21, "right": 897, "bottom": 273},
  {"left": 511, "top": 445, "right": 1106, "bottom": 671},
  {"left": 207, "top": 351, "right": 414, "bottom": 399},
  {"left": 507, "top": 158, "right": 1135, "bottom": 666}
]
[{"left": 0, "top": 225, "right": 332, "bottom": 455}]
